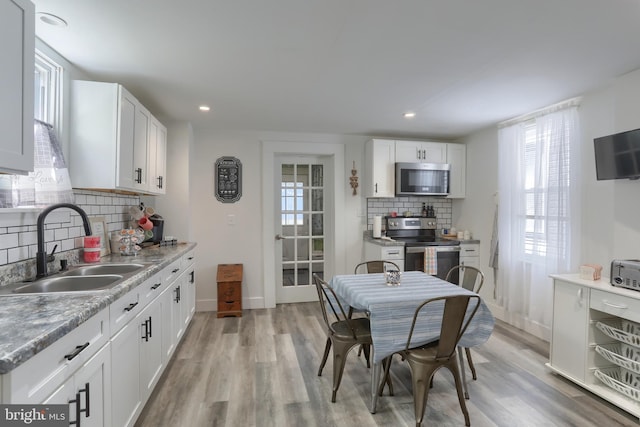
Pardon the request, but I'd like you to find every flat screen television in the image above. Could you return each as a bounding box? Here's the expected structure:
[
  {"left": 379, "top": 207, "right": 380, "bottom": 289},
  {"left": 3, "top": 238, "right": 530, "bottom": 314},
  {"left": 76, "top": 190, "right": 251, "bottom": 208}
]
[{"left": 594, "top": 128, "right": 640, "bottom": 180}]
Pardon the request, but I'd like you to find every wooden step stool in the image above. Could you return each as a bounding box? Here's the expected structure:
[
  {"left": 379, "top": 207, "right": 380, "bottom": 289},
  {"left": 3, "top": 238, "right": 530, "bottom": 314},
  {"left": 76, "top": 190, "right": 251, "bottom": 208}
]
[{"left": 217, "top": 264, "right": 243, "bottom": 318}]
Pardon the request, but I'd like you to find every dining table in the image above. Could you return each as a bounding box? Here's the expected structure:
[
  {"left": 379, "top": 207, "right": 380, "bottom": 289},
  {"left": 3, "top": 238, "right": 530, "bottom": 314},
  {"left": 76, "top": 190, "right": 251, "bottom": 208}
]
[{"left": 329, "top": 271, "right": 495, "bottom": 413}]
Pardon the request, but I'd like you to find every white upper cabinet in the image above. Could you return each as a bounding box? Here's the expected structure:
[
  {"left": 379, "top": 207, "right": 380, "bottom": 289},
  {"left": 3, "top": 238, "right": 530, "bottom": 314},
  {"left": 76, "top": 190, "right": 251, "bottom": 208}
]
[
  {"left": 365, "top": 139, "right": 396, "bottom": 198},
  {"left": 446, "top": 143, "right": 466, "bottom": 199},
  {"left": 395, "top": 140, "right": 447, "bottom": 163},
  {"left": 69, "top": 81, "right": 166, "bottom": 194},
  {"left": 148, "top": 117, "right": 167, "bottom": 194},
  {"left": 0, "top": 0, "right": 34, "bottom": 174}
]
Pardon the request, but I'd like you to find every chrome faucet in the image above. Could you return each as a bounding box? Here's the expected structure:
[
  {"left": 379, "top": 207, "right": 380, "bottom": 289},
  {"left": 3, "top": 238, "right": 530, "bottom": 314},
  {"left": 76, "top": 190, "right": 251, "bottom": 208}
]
[{"left": 36, "top": 203, "right": 92, "bottom": 278}]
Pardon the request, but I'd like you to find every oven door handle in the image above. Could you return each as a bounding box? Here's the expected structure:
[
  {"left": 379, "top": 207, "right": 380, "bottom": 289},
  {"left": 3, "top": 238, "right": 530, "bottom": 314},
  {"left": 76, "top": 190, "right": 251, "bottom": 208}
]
[{"left": 405, "top": 246, "right": 461, "bottom": 254}]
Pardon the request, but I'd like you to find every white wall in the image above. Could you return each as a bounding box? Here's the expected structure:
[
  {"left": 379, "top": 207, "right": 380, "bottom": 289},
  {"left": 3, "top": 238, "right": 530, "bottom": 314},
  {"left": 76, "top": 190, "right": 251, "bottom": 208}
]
[
  {"left": 458, "top": 68, "right": 640, "bottom": 338},
  {"left": 190, "top": 129, "right": 368, "bottom": 311}
]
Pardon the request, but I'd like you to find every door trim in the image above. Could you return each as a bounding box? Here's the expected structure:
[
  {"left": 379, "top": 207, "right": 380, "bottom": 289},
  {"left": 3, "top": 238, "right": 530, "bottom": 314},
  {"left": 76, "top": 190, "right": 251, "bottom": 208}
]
[{"left": 261, "top": 140, "right": 345, "bottom": 308}]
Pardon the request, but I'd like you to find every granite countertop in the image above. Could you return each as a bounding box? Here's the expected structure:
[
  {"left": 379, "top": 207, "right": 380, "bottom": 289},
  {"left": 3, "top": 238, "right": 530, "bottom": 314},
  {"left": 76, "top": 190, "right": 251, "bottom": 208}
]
[{"left": 0, "top": 242, "right": 197, "bottom": 375}]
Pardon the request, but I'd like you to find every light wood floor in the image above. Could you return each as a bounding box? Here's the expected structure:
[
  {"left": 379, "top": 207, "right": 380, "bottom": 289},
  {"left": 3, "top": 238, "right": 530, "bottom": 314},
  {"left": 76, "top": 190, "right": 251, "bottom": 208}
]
[{"left": 136, "top": 304, "right": 639, "bottom": 427}]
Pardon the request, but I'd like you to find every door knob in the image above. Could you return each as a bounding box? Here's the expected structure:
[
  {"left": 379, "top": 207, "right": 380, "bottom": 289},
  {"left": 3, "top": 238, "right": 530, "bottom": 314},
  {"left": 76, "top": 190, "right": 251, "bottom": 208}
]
[{"left": 275, "top": 234, "right": 285, "bottom": 240}]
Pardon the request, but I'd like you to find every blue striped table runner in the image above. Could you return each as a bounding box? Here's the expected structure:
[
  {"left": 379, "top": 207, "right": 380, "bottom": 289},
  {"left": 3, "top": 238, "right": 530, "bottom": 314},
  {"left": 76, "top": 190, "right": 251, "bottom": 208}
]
[{"left": 330, "top": 271, "right": 495, "bottom": 363}]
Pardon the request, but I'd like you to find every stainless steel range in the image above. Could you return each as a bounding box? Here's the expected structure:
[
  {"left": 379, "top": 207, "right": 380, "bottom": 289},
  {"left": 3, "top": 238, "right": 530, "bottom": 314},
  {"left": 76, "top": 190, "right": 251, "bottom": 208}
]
[{"left": 385, "top": 216, "right": 460, "bottom": 282}]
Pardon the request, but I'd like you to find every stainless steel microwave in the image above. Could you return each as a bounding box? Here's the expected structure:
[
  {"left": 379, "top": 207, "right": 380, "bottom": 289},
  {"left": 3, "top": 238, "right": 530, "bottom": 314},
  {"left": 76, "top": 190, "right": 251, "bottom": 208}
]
[{"left": 395, "top": 162, "right": 450, "bottom": 196}]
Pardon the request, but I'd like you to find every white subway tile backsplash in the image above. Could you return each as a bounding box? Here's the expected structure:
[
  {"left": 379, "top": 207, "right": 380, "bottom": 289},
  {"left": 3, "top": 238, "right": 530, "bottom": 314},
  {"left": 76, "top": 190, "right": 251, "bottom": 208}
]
[
  {"left": 61, "top": 239, "right": 75, "bottom": 251},
  {"left": 0, "top": 233, "right": 19, "bottom": 250},
  {"left": 8, "top": 246, "right": 29, "bottom": 263},
  {"left": 366, "top": 197, "right": 453, "bottom": 230},
  {"left": 54, "top": 228, "right": 69, "bottom": 240},
  {"left": 0, "top": 189, "right": 140, "bottom": 269},
  {"left": 18, "top": 231, "right": 37, "bottom": 246}
]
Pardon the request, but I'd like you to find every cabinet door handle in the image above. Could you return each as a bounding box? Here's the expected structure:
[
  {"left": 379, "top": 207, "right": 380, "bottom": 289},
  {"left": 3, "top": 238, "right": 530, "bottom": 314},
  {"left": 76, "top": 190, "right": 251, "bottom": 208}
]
[
  {"left": 69, "top": 393, "right": 82, "bottom": 426},
  {"left": 65, "top": 342, "right": 90, "bottom": 361},
  {"left": 157, "top": 176, "right": 163, "bottom": 189},
  {"left": 151, "top": 282, "right": 162, "bottom": 290},
  {"left": 135, "top": 168, "right": 143, "bottom": 184},
  {"left": 375, "top": 183, "right": 378, "bottom": 194},
  {"left": 172, "top": 268, "right": 180, "bottom": 273},
  {"left": 175, "top": 286, "right": 181, "bottom": 303},
  {"left": 124, "top": 302, "right": 138, "bottom": 312},
  {"left": 602, "top": 299, "right": 628, "bottom": 310},
  {"left": 79, "top": 382, "right": 90, "bottom": 418},
  {"left": 142, "top": 318, "right": 149, "bottom": 342},
  {"left": 190, "top": 271, "right": 195, "bottom": 283},
  {"left": 148, "top": 316, "right": 152, "bottom": 338}
]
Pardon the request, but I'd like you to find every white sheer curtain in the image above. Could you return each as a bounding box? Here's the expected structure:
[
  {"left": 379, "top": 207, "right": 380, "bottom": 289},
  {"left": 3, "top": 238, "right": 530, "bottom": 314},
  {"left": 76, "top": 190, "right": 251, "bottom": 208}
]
[{"left": 497, "top": 102, "right": 581, "bottom": 334}]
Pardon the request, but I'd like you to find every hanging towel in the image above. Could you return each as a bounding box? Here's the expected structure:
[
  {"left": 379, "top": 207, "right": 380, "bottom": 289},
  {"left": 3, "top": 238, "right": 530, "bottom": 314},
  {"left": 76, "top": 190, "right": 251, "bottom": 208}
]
[{"left": 423, "top": 247, "right": 438, "bottom": 275}]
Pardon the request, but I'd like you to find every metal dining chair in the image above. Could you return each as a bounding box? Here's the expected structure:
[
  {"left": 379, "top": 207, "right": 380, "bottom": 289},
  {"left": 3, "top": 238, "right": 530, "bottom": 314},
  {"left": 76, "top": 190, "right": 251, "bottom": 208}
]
[
  {"left": 353, "top": 260, "right": 400, "bottom": 274},
  {"left": 379, "top": 294, "right": 481, "bottom": 427},
  {"left": 445, "top": 265, "right": 485, "bottom": 385},
  {"left": 313, "top": 274, "right": 373, "bottom": 402}
]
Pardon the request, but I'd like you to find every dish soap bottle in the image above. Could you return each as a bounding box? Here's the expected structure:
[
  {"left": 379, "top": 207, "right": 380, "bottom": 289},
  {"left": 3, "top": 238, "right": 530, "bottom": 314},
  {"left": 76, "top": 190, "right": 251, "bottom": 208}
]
[{"left": 422, "top": 203, "right": 428, "bottom": 217}]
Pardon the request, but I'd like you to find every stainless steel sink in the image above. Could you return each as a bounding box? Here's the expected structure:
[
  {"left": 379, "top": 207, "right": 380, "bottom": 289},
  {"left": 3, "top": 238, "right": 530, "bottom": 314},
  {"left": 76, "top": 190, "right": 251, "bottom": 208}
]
[
  {"left": 9, "top": 275, "right": 124, "bottom": 294},
  {"left": 63, "top": 263, "right": 146, "bottom": 276}
]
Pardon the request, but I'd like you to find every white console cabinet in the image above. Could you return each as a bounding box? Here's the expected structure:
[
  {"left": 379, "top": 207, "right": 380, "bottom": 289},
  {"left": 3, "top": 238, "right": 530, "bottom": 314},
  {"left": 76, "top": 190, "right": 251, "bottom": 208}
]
[{"left": 548, "top": 274, "right": 640, "bottom": 420}]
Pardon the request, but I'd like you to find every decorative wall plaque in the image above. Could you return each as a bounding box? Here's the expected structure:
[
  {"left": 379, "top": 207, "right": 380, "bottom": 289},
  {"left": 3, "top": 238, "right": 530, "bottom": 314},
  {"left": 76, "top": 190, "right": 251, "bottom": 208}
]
[{"left": 215, "top": 156, "right": 242, "bottom": 203}]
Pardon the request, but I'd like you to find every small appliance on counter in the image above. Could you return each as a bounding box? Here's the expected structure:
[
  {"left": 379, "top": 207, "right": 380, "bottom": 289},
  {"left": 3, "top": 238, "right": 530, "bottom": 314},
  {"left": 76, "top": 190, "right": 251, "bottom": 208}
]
[{"left": 611, "top": 259, "right": 640, "bottom": 291}]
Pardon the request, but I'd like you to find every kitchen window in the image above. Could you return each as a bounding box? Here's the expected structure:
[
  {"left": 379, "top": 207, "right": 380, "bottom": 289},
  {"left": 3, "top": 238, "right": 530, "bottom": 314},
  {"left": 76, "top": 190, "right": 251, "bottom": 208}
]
[
  {"left": 498, "top": 98, "right": 581, "bottom": 329},
  {"left": 34, "top": 49, "right": 63, "bottom": 128},
  {"left": 522, "top": 121, "right": 571, "bottom": 261}
]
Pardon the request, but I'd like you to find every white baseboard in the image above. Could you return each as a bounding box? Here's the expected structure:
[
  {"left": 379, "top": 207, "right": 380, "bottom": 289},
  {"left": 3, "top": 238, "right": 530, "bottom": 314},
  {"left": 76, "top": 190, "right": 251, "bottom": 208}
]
[{"left": 485, "top": 300, "right": 551, "bottom": 342}]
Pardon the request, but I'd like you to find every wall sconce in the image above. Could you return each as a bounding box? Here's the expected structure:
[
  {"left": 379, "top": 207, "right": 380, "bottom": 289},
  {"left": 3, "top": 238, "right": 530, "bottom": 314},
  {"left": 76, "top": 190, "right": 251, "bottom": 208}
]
[{"left": 349, "top": 161, "right": 358, "bottom": 196}]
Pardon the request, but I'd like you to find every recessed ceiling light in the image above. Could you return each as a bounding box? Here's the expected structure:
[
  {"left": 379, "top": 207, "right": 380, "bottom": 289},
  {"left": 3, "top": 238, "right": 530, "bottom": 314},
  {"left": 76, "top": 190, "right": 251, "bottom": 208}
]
[
  {"left": 37, "top": 12, "right": 68, "bottom": 27},
  {"left": 403, "top": 112, "right": 416, "bottom": 118},
  {"left": 199, "top": 105, "right": 210, "bottom": 112}
]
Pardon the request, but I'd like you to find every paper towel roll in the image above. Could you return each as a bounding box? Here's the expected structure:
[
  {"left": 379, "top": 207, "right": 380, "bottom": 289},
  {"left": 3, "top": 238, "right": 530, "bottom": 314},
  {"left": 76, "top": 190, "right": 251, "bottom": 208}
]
[{"left": 373, "top": 216, "right": 382, "bottom": 238}]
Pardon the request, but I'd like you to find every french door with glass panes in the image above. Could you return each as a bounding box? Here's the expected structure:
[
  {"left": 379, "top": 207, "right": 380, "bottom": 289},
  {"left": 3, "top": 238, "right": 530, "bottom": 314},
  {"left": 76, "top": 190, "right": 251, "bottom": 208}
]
[{"left": 275, "top": 157, "right": 326, "bottom": 303}]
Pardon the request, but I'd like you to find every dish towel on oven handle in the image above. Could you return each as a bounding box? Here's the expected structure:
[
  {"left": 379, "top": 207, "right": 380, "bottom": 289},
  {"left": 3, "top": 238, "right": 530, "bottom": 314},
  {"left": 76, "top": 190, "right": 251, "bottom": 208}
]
[{"left": 423, "top": 247, "right": 437, "bottom": 275}]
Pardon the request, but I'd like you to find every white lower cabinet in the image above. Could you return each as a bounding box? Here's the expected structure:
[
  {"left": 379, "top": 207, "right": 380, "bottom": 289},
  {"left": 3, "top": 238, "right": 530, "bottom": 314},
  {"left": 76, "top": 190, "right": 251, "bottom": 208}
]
[
  {"left": 363, "top": 241, "right": 404, "bottom": 271},
  {"left": 138, "top": 298, "right": 163, "bottom": 404},
  {"left": 0, "top": 250, "right": 196, "bottom": 427},
  {"left": 549, "top": 279, "right": 588, "bottom": 382},
  {"left": 110, "top": 315, "right": 143, "bottom": 427},
  {"left": 459, "top": 242, "right": 480, "bottom": 268},
  {"left": 548, "top": 275, "right": 640, "bottom": 420},
  {"left": 43, "top": 342, "right": 111, "bottom": 427}
]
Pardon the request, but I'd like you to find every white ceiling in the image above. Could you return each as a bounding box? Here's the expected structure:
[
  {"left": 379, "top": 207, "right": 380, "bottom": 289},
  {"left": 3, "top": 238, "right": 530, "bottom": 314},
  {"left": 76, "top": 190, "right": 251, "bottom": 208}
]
[{"left": 33, "top": 0, "right": 640, "bottom": 140}]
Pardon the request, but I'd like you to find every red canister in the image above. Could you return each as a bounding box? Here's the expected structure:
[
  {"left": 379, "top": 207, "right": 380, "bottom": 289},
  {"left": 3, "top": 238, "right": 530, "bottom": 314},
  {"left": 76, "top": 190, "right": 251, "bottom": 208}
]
[{"left": 83, "top": 248, "right": 101, "bottom": 263}]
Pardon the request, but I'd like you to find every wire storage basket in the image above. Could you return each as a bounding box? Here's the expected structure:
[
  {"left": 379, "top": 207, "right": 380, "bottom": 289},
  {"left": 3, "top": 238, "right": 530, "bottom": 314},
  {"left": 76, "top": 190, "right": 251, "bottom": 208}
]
[
  {"left": 595, "top": 344, "right": 640, "bottom": 374},
  {"left": 596, "top": 319, "right": 640, "bottom": 348},
  {"left": 594, "top": 367, "right": 640, "bottom": 402}
]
